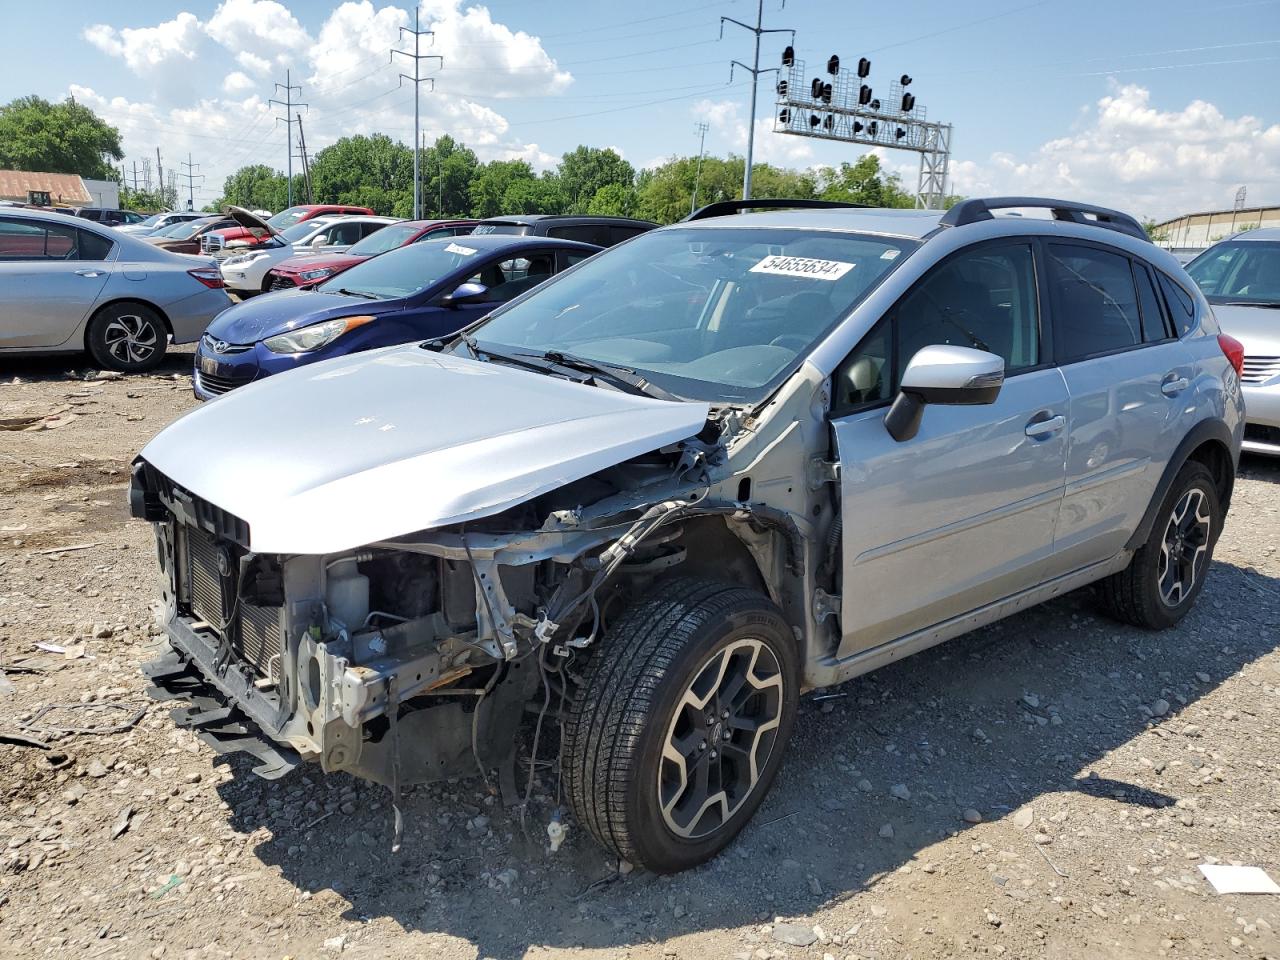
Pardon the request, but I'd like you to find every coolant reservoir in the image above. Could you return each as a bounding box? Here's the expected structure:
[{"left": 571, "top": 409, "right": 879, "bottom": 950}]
[{"left": 326, "top": 558, "right": 370, "bottom": 630}]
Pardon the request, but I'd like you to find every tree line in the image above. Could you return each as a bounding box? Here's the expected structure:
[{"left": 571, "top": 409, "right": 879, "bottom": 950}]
[{"left": 211, "top": 134, "right": 926, "bottom": 225}]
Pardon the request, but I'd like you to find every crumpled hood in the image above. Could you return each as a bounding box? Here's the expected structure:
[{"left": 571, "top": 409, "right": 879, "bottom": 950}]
[
  {"left": 140, "top": 346, "right": 711, "bottom": 554},
  {"left": 1214, "top": 303, "right": 1280, "bottom": 356},
  {"left": 204, "top": 288, "right": 393, "bottom": 344}
]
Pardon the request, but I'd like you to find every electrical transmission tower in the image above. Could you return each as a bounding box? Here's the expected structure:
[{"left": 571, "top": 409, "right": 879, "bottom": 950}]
[
  {"left": 392, "top": 8, "right": 442, "bottom": 220},
  {"left": 179, "top": 154, "right": 204, "bottom": 211},
  {"left": 691, "top": 121, "right": 710, "bottom": 215},
  {"left": 269, "top": 70, "right": 308, "bottom": 209},
  {"left": 720, "top": 0, "right": 794, "bottom": 201},
  {"left": 296, "top": 114, "right": 314, "bottom": 204}
]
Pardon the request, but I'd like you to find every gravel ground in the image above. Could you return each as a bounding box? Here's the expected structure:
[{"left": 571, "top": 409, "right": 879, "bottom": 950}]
[{"left": 2, "top": 354, "right": 1278, "bottom": 960}]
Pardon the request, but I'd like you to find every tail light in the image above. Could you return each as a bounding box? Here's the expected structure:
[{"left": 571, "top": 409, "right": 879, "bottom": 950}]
[
  {"left": 1217, "top": 333, "right": 1245, "bottom": 378},
  {"left": 188, "top": 267, "right": 225, "bottom": 289}
]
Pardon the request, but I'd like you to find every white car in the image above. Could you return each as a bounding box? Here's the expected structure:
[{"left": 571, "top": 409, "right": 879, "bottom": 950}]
[
  {"left": 116, "top": 212, "right": 206, "bottom": 236},
  {"left": 218, "top": 213, "right": 399, "bottom": 295}
]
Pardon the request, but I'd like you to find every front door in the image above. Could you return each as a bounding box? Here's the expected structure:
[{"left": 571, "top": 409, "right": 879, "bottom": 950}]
[
  {"left": 830, "top": 240, "right": 1069, "bottom": 658},
  {"left": 0, "top": 217, "right": 112, "bottom": 349}
]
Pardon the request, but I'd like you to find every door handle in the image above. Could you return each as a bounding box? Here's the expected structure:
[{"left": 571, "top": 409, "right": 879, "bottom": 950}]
[
  {"left": 1025, "top": 414, "right": 1066, "bottom": 438},
  {"left": 74, "top": 269, "right": 104, "bottom": 278},
  {"left": 1161, "top": 374, "right": 1190, "bottom": 397}
]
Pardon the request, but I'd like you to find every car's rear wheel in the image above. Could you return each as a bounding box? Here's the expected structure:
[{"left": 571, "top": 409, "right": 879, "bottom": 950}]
[
  {"left": 1098, "top": 460, "right": 1220, "bottom": 629},
  {"left": 86, "top": 302, "right": 167, "bottom": 372},
  {"left": 563, "top": 578, "right": 798, "bottom": 873}
]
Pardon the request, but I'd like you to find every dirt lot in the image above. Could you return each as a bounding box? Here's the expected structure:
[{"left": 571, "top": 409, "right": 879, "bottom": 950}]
[{"left": 2, "top": 352, "right": 1278, "bottom": 960}]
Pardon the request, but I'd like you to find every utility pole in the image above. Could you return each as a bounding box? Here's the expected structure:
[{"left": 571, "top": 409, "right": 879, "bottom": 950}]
[
  {"left": 691, "top": 121, "right": 710, "bottom": 215},
  {"left": 269, "top": 70, "right": 308, "bottom": 209},
  {"left": 392, "top": 8, "right": 442, "bottom": 220},
  {"left": 179, "top": 154, "right": 204, "bottom": 211},
  {"left": 296, "top": 113, "right": 314, "bottom": 204},
  {"left": 155, "top": 148, "right": 165, "bottom": 208},
  {"left": 721, "top": 0, "right": 793, "bottom": 201}
]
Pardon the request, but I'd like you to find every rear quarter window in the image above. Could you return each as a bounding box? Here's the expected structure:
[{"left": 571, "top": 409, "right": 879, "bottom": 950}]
[{"left": 1157, "top": 272, "right": 1197, "bottom": 337}]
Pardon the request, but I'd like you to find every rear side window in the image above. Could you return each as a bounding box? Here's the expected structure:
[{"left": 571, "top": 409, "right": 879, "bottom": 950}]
[
  {"left": 608, "top": 225, "right": 648, "bottom": 245},
  {"left": 1133, "top": 262, "right": 1172, "bottom": 342},
  {"left": 0, "top": 218, "right": 111, "bottom": 260},
  {"left": 1157, "top": 272, "right": 1196, "bottom": 336},
  {"left": 548, "top": 224, "right": 608, "bottom": 245},
  {"left": 76, "top": 229, "right": 113, "bottom": 261},
  {"left": 1046, "top": 244, "right": 1141, "bottom": 362}
]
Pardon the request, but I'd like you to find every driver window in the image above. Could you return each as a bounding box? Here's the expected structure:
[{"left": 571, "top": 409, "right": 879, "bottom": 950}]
[
  {"left": 0, "top": 218, "right": 110, "bottom": 261},
  {"left": 833, "top": 243, "right": 1039, "bottom": 413}
]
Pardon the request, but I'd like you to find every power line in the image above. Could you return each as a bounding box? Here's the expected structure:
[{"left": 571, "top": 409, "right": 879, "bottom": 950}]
[
  {"left": 392, "top": 8, "right": 442, "bottom": 219},
  {"left": 720, "top": 0, "right": 794, "bottom": 200},
  {"left": 268, "top": 70, "right": 308, "bottom": 208}
]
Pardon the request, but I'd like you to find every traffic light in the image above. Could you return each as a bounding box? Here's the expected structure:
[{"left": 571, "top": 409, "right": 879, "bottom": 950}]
[
  {"left": 782, "top": 45, "right": 794, "bottom": 66},
  {"left": 901, "top": 93, "right": 916, "bottom": 112},
  {"left": 858, "top": 84, "right": 872, "bottom": 105},
  {"left": 857, "top": 57, "right": 871, "bottom": 78},
  {"left": 827, "top": 54, "right": 840, "bottom": 74}
]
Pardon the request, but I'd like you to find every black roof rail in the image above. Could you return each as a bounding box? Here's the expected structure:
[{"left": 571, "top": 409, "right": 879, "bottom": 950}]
[
  {"left": 683, "top": 198, "right": 869, "bottom": 222},
  {"left": 939, "top": 196, "right": 1149, "bottom": 242}
]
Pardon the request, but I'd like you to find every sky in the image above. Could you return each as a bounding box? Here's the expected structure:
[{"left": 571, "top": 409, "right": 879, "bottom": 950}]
[{"left": 2, "top": 0, "right": 1278, "bottom": 221}]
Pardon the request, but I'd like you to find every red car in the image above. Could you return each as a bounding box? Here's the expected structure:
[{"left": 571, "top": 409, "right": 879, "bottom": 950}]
[
  {"left": 202, "top": 203, "right": 375, "bottom": 253},
  {"left": 264, "top": 218, "right": 478, "bottom": 291}
]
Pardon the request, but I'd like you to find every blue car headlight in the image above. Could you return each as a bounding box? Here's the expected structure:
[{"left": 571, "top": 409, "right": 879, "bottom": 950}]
[{"left": 263, "top": 315, "right": 375, "bottom": 354}]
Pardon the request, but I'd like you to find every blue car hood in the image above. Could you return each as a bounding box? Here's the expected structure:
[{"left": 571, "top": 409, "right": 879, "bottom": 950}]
[{"left": 207, "top": 289, "right": 403, "bottom": 345}]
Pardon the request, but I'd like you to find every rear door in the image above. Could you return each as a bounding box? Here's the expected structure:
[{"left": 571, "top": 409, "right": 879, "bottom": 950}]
[
  {"left": 0, "top": 217, "right": 113, "bottom": 348},
  {"left": 831, "top": 240, "right": 1069, "bottom": 656},
  {"left": 1041, "top": 240, "right": 1196, "bottom": 572}
]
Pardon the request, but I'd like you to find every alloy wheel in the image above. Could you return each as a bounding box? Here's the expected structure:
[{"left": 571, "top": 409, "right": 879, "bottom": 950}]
[
  {"left": 103, "top": 314, "right": 159, "bottom": 365},
  {"left": 657, "top": 638, "right": 784, "bottom": 839},
  {"left": 1157, "top": 488, "right": 1211, "bottom": 607}
]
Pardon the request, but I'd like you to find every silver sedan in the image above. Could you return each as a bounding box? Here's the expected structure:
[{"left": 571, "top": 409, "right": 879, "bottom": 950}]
[{"left": 0, "top": 208, "right": 231, "bottom": 372}]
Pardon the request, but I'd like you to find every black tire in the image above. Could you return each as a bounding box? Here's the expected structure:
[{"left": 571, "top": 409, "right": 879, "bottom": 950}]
[
  {"left": 563, "top": 578, "right": 798, "bottom": 873},
  {"left": 1098, "top": 460, "right": 1220, "bottom": 629},
  {"left": 86, "top": 302, "right": 167, "bottom": 372}
]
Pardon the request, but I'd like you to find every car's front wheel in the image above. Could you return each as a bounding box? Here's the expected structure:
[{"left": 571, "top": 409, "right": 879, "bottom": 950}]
[
  {"left": 86, "top": 302, "right": 167, "bottom": 372},
  {"left": 1098, "top": 460, "right": 1221, "bottom": 629},
  {"left": 563, "top": 578, "right": 798, "bottom": 873}
]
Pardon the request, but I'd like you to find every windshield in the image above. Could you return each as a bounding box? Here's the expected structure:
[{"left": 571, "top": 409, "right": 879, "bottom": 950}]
[
  {"left": 136, "top": 214, "right": 165, "bottom": 228},
  {"left": 463, "top": 226, "right": 917, "bottom": 403},
  {"left": 1186, "top": 240, "right": 1280, "bottom": 306},
  {"left": 163, "top": 220, "right": 209, "bottom": 239},
  {"left": 347, "top": 222, "right": 418, "bottom": 256},
  {"left": 316, "top": 237, "right": 485, "bottom": 299},
  {"left": 473, "top": 223, "right": 529, "bottom": 236},
  {"left": 267, "top": 206, "right": 311, "bottom": 229},
  {"left": 281, "top": 221, "right": 324, "bottom": 243}
]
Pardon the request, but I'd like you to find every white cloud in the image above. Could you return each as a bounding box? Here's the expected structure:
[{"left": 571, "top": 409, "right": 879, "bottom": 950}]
[
  {"left": 952, "top": 84, "right": 1280, "bottom": 220},
  {"left": 222, "top": 71, "right": 256, "bottom": 95},
  {"left": 83, "top": 13, "right": 203, "bottom": 73},
  {"left": 205, "top": 0, "right": 311, "bottom": 64},
  {"left": 420, "top": 0, "right": 572, "bottom": 99},
  {"left": 691, "top": 98, "right": 816, "bottom": 167},
  {"left": 236, "top": 51, "right": 273, "bottom": 76}
]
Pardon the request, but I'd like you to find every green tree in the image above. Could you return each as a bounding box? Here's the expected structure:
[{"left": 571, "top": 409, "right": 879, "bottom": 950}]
[
  {"left": 212, "top": 164, "right": 290, "bottom": 213},
  {"left": 586, "top": 182, "right": 636, "bottom": 217},
  {"left": 309, "top": 134, "right": 414, "bottom": 216},
  {"left": 815, "top": 154, "right": 915, "bottom": 208},
  {"left": 557, "top": 145, "right": 635, "bottom": 213},
  {"left": 469, "top": 159, "right": 542, "bottom": 218},
  {"left": 633, "top": 155, "right": 815, "bottom": 224},
  {"left": 0, "top": 95, "right": 123, "bottom": 179},
  {"left": 421, "top": 135, "right": 478, "bottom": 219}
]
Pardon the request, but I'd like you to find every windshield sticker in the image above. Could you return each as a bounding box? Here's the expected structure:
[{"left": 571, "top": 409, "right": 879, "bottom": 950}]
[
  {"left": 880, "top": 249, "right": 901, "bottom": 260},
  {"left": 445, "top": 242, "right": 478, "bottom": 256},
  {"left": 749, "top": 254, "right": 855, "bottom": 281}
]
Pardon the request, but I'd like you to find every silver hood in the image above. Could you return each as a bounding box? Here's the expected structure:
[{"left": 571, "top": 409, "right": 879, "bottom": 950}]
[
  {"left": 140, "top": 346, "right": 710, "bottom": 554},
  {"left": 1215, "top": 303, "right": 1280, "bottom": 356}
]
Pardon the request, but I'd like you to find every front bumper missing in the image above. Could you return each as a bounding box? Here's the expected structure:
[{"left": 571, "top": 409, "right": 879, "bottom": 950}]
[{"left": 143, "top": 644, "right": 300, "bottom": 780}]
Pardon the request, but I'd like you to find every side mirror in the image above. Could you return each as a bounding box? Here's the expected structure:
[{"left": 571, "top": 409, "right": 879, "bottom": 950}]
[
  {"left": 884, "top": 344, "right": 1005, "bottom": 442},
  {"left": 311, "top": 234, "right": 327, "bottom": 247},
  {"left": 441, "top": 281, "right": 488, "bottom": 307}
]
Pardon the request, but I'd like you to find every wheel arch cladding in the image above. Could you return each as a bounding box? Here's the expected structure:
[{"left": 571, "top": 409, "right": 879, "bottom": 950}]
[{"left": 1125, "top": 419, "right": 1236, "bottom": 553}]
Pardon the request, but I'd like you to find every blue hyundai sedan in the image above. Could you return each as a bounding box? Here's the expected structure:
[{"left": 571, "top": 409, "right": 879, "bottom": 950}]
[{"left": 192, "top": 234, "right": 600, "bottom": 399}]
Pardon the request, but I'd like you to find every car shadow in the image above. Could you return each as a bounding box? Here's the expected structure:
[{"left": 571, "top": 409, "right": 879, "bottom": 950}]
[
  {"left": 1240, "top": 451, "right": 1280, "bottom": 483},
  {"left": 3, "top": 345, "right": 196, "bottom": 384},
  {"left": 211, "top": 557, "right": 1280, "bottom": 958}
]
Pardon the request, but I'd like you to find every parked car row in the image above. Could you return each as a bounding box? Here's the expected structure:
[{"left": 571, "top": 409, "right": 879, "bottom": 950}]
[{"left": 128, "top": 195, "right": 1249, "bottom": 875}]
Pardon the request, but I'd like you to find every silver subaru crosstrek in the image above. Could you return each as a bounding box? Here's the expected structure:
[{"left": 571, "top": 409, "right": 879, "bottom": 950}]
[{"left": 130, "top": 197, "right": 1244, "bottom": 873}]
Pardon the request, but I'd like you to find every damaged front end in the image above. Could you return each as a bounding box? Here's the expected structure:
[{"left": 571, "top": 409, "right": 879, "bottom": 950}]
[{"left": 129, "top": 426, "right": 776, "bottom": 804}]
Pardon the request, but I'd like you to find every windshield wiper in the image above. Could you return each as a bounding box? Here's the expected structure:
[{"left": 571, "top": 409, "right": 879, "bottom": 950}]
[
  {"left": 517, "top": 350, "right": 681, "bottom": 401},
  {"left": 333, "top": 287, "right": 380, "bottom": 300},
  {"left": 1223, "top": 300, "right": 1280, "bottom": 308}
]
